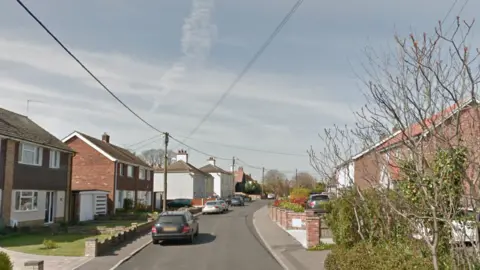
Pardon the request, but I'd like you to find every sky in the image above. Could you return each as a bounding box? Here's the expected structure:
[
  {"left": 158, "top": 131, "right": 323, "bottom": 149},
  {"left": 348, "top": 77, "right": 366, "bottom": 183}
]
[{"left": 0, "top": 0, "right": 477, "bottom": 180}]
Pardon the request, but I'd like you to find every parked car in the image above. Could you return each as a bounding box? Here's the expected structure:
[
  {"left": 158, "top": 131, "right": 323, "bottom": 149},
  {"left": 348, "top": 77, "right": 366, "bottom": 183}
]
[
  {"left": 267, "top": 193, "right": 276, "bottom": 200},
  {"left": 231, "top": 197, "right": 244, "bottom": 206},
  {"left": 151, "top": 210, "right": 199, "bottom": 244},
  {"left": 202, "top": 201, "right": 224, "bottom": 214},
  {"left": 221, "top": 197, "right": 232, "bottom": 205},
  {"left": 413, "top": 208, "right": 479, "bottom": 244},
  {"left": 216, "top": 200, "right": 229, "bottom": 212},
  {"left": 306, "top": 194, "right": 329, "bottom": 212},
  {"left": 166, "top": 198, "right": 192, "bottom": 209}
]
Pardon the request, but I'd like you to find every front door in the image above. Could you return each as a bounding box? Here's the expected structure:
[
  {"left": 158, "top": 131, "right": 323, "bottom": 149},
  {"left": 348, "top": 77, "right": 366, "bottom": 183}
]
[{"left": 44, "top": 191, "right": 55, "bottom": 223}]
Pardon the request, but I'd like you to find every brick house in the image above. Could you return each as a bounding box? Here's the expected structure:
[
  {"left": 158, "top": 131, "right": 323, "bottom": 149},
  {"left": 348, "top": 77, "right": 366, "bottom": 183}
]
[
  {"left": 0, "top": 108, "right": 74, "bottom": 227},
  {"left": 347, "top": 98, "right": 480, "bottom": 191},
  {"left": 234, "top": 167, "right": 254, "bottom": 193},
  {"left": 62, "top": 131, "right": 154, "bottom": 214}
]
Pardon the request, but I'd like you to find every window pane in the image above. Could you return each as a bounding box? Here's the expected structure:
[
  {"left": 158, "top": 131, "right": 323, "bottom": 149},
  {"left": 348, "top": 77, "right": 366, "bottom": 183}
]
[
  {"left": 21, "top": 191, "right": 32, "bottom": 197},
  {"left": 33, "top": 192, "right": 38, "bottom": 209},
  {"left": 22, "top": 151, "right": 35, "bottom": 164},
  {"left": 20, "top": 197, "right": 33, "bottom": 211},
  {"left": 35, "top": 148, "right": 42, "bottom": 165},
  {"left": 22, "top": 143, "right": 35, "bottom": 151}
]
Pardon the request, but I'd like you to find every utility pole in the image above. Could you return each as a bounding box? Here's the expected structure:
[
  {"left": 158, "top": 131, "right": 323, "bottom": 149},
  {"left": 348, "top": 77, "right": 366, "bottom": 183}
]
[
  {"left": 261, "top": 167, "right": 265, "bottom": 196},
  {"left": 295, "top": 168, "right": 298, "bottom": 187},
  {"left": 162, "top": 133, "right": 169, "bottom": 212},
  {"left": 232, "top": 156, "right": 235, "bottom": 195}
]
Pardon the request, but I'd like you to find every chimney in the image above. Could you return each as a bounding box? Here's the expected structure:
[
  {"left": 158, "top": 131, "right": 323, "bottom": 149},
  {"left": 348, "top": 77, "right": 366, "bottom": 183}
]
[
  {"left": 102, "top": 132, "right": 110, "bottom": 143},
  {"left": 176, "top": 149, "right": 188, "bottom": 163},
  {"left": 238, "top": 166, "right": 243, "bottom": 172},
  {"left": 207, "top": 157, "right": 216, "bottom": 166}
]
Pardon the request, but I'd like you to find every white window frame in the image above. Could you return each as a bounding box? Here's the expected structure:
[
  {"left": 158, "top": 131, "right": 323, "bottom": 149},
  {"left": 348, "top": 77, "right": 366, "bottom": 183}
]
[
  {"left": 18, "top": 143, "right": 43, "bottom": 166},
  {"left": 127, "top": 165, "right": 134, "bottom": 178},
  {"left": 49, "top": 150, "right": 60, "bottom": 168},
  {"left": 14, "top": 190, "right": 38, "bottom": 212},
  {"left": 119, "top": 164, "right": 124, "bottom": 176},
  {"left": 139, "top": 168, "right": 145, "bottom": 180}
]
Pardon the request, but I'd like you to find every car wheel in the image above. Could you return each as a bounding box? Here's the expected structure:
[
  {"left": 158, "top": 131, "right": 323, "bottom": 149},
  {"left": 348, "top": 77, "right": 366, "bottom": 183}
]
[
  {"left": 152, "top": 239, "right": 159, "bottom": 245},
  {"left": 188, "top": 234, "right": 194, "bottom": 244}
]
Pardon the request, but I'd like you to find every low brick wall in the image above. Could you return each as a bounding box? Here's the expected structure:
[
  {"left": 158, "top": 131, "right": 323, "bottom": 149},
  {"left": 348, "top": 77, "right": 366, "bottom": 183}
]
[
  {"left": 191, "top": 198, "right": 216, "bottom": 207},
  {"left": 85, "top": 221, "right": 155, "bottom": 257},
  {"left": 270, "top": 207, "right": 321, "bottom": 248}
]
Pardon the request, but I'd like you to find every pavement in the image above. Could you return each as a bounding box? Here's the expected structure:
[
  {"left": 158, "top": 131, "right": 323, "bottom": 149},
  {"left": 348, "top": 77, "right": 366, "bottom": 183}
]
[
  {"left": 253, "top": 205, "right": 329, "bottom": 270},
  {"left": 115, "top": 201, "right": 283, "bottom": 270},
  {"left": 0, "top": 247, "right": 91, "bottom": 270}
]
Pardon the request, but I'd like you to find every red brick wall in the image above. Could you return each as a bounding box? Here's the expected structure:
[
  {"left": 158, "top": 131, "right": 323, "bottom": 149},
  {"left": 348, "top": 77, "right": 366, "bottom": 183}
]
[
  {"left": 66, "top": 137, "right": 115, "bottom": 212},
  {"left": 354, "top": 150, "right": 382, "bottom": 188},
  {"left": 286, "top": 211, "right": 307, "bottom": 230}
]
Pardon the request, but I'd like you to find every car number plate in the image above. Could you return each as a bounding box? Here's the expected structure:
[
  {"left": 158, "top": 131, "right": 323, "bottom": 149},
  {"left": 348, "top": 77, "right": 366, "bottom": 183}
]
[{"left": 163, "top": 227, "right": 176, "bottom": 232}]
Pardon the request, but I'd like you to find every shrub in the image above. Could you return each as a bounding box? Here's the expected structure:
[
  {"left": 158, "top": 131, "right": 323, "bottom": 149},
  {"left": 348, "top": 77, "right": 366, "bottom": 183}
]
[
  {"left": 42, "top": 239, "right": 59, "bottom": 249},
  {"left": 325, "top": 241, "right": 434, "bottom": 270},
  {"left": 0, "top": 251, "right": 13, "bottom": 270},
  {"left": 290, "top": 188, "right": 311, "bottom": 200},
  {"left": 123, "top": 198, "right": 134, "bottom": 210},
  {"left": 289, "top": 197, "right": 307, "bottom": 207},
  {"left": 279, "top": 201, "right": 304, "bottom": 212}
]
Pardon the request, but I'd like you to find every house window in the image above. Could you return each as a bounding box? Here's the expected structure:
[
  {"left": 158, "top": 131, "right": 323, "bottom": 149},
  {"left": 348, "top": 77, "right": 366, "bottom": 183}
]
[
  {"left": 49, "top": 150, "right": 60, "bottom": 168},
  {"left": 146, "top": 171, "right": 151, "bottom": 181},
  {"left": 139, "top": 168, "right": 145, "bottom": 180},
  {"left": 14, "top": 191, "right": 38, "bottom": 211},
  {"left": 127, "top": 166, "right": 133, "bottom": 177},
  {"left": 119, "top": 164, "right": 124, "bottom": 176},
  {"left": 19, "top": 143, "right": 42, "bottom": 166}
]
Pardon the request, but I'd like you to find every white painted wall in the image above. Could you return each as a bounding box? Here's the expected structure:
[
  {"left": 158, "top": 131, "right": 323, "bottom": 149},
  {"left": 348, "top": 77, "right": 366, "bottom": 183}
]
[
  {"left": 337, "top": 162, "right": 354, "bottom": 188},
  {"left": 10, "top": 190, "right": 65, "bottom": 224},
  {"left": 211, "top": 173, "right": 221, "bottom": 196},
  {"left": 220, "top": 173, "right": 234, "bottom": 197},
  {"left": 154, "top": 172, "right": 194, "bottom": 199}
]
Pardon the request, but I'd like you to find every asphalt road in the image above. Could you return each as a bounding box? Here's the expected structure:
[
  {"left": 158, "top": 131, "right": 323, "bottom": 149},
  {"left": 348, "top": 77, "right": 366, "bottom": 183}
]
[{"left": 116, "top": 200, "right": 283, "bottom": 270}]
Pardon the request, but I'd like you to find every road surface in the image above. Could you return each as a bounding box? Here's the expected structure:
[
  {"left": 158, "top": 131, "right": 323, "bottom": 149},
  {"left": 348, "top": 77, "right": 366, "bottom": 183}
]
[{"left": 116, "top": 200, "right": 283, "bottom": 270}]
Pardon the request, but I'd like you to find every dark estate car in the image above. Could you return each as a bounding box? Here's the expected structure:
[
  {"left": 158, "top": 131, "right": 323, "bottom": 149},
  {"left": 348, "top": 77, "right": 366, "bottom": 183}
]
[
  {"left": 166, "top": 198, "right": 192, "bottom": 209},
  {"left": 230, "top": 197, "right": 245, "bottom": 206},
  {"left": 151, "top": 211, "right": 199, "bottom": 244}
]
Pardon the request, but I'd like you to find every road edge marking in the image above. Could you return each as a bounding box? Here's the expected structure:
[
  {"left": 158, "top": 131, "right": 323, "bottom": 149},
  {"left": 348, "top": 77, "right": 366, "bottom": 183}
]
[
  {"left": 109, "top": 211, "right": 203, "bottom": 270},
  {"left": 252, "top": 206, "right": 291, "bottom": 270}
]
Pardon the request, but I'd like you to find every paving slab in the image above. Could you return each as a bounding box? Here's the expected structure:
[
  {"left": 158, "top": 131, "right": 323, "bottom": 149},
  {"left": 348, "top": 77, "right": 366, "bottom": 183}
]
[{"left": 0, "top": 247, "right": 91, "bottom": 270}]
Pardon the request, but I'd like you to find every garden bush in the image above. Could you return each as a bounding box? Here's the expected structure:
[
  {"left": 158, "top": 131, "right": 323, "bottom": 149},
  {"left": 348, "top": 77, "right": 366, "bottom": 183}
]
[
  {"left": 279, "top": 201, "right": 304, "bottom": 212},
  {"left": 289, "top": 188, "right": 311, "bottom": 200},
  {"left": 0, "top": 251, "right": 13, "bottom": 270},
  {"left": 123, "top": 198, "right": 133, "bottom": 210},
  {"left": 325, "top": 240, "right": 434, "bottom": 270}
]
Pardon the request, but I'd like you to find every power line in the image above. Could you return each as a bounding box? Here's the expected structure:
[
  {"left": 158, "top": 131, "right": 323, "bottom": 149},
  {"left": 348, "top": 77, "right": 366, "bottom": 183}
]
[
  {"left": 126, "top": 133, "right": 309, "bottom": 157},
  {"left": 169, "top": 135, "right": 230, "bottom": 161},
  {"left": 174, "top": 0, "right": 304, "bottom": 148},
  {"left": 16, "top": 0, "right": 166, "bottom": 135}
]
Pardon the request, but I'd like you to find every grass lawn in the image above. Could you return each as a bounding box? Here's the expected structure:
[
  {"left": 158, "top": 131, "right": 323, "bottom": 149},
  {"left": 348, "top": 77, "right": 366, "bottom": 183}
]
[{"left": 0, "top": 233, "right": 110, "bottom": 257}]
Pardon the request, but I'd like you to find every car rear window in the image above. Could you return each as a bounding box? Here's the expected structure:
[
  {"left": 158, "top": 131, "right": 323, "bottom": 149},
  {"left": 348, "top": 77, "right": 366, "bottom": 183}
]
[
  {"left": 217, "top": 200, "right": 225, "bottom": 203},
  {"left": 158, "top": 215, "right": 185, "bottom": 224},
  {"left": 311, "top": 195, "right": 329, "bottom": 201},
  {"left": 206, "top": 201, "right": 217, "bottom": 205}
]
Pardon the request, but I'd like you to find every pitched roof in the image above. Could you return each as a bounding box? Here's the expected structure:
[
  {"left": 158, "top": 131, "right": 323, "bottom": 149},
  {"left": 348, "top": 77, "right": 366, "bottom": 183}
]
[
  {"left": 352, "top": 98, "right": 474, "bottom": 159},
  {"left": 0, "top": 107, "right": 73, "bottom": 152},
  {"left": 155, "top": 160, "right": 212, "bottom": 177},
  {"left": 198, "top": 164, "right": 232, "bottom": 175},
  {"left": 63, "top": 131, "right": 151, "bottom": 167},
  {"left": 235, "top": 170, "right": 254, "bottom": 183}
]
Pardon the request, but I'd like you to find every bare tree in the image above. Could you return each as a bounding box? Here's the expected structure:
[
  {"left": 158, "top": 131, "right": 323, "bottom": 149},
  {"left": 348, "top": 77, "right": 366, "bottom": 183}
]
[
  {"left": 292, "top": 172, "right": 316, "bottom": 189},
  {"left": 309, "top": 17, "right": 480, "bottom": 269},
  {"left": 138, "top": 149, "right": 176, "bottom": 167},
  {"left": 264, "top": 170, "right": 289, "bottom": 196}
]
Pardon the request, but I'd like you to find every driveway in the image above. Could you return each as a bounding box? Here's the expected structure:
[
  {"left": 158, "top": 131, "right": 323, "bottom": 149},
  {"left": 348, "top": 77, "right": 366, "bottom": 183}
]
[{"left": 116, "top": 201, "right": 282, "bottom": 270}]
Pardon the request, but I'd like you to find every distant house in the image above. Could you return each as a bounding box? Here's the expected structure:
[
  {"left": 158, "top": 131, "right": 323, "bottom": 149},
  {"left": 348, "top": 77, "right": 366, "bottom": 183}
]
[
  {"left": 234, "top": 167, "right": 254, "bottom": 193},
  {"left": 62, "top": 131, "right": 154, "bottom": 217},
  {"left": 199, "top": 157, "right": 234, "bottom": 198},
  {"left": 153, "top": 150, "right": 213, "bottom": 206},
  {"left": 0, "top": 108, "right": 75, "bottom": 227}
]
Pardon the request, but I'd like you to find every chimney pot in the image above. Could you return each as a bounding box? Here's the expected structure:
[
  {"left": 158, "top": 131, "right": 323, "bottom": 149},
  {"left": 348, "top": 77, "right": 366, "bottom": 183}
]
[{"left": 102, "top": 132, "right": 110, "bottom": 143}]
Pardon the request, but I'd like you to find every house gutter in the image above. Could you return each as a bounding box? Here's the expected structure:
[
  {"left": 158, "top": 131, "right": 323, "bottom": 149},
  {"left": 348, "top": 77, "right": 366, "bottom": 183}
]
[{"left": 113, "top": 161, "right": 118, "bottom": 215}]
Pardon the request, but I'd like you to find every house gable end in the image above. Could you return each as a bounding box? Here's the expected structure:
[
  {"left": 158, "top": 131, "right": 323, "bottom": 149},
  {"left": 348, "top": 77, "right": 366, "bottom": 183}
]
[{"left": 63, "top": 132, "right": 116, "bottom": 162}]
